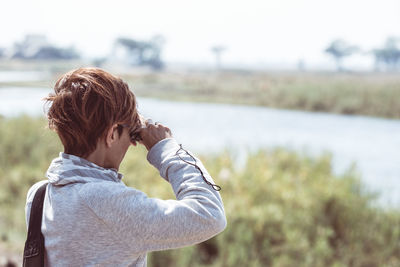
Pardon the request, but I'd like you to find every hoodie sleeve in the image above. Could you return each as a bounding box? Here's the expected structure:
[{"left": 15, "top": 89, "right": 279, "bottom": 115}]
[{"left": 78, "top": 138, "right": 226, "bottom": 254}]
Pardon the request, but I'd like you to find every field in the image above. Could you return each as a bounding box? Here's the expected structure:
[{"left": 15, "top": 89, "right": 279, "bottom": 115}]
[
  {"left": 121, "top": 70, "right": 400, "bottom": 119},
  {"left": 1, "top": 60, "right": 400, "bottom": 119},
  {"left": 0, "top": 116, "right": 399, "bottom": 266}
]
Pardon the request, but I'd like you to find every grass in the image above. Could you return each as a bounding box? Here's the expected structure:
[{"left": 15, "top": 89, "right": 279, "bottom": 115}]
[
  {"left": 0, "top": 116, "right": 399, "bottom": 266},
  {"left": 120, "top": 71, "right": 400, "bottom": 119},
  {"left": 1, "top": 62, "right": 400, "bottom": 119}
]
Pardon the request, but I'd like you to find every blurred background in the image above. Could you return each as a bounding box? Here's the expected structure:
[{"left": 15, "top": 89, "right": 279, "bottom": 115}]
[{"left": 0, "top": 0, "right": 399, "bottom": 266}]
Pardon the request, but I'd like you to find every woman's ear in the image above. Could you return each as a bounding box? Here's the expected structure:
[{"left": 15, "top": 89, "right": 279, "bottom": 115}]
[{"left": 105, "top": 124, "right": 119, "bottom": 148}]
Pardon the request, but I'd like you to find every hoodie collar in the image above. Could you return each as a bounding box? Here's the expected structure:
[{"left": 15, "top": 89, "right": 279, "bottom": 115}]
[{"left": 46, "top": 152, "right": 123, "bottom": 186}]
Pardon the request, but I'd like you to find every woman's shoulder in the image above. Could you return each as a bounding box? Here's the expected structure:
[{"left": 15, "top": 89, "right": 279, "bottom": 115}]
[{"left": 26, "top": 180, "right": 48, "bottom": 204}]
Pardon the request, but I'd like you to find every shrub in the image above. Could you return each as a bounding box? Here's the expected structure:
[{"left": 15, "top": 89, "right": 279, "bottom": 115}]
[{"left": 0, "top": 116, "right": 399, "bottom": 266}]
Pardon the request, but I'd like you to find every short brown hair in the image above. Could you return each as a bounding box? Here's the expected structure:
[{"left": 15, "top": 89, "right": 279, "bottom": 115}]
[{"left": 44, "top": 67, "right": 138, "bottom": 158}]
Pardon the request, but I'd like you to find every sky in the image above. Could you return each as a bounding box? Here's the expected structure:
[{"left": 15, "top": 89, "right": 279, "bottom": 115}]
[{"left": 1, "top": 0, "right": 399, "bottom": 69}]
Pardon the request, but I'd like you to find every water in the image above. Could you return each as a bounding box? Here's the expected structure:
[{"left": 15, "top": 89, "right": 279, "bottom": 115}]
[
  {"left": 0, "top": 70, "right": 50, "bottom": 82},
  {"left": 0, "top": 87, "right": 399, "bottom": 206}
]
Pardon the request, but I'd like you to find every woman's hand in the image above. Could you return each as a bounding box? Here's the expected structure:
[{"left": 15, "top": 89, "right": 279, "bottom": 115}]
[{"left": 139, "top": 120, "right": 172, "bottom": 151}]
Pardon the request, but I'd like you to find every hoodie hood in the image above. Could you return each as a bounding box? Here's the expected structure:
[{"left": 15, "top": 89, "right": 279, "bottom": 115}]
[{"left": 46, "top": 152, "right": 123, "bottom": 186}]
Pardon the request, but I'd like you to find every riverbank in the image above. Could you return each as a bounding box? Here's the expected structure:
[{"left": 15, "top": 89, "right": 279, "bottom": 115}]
[
  {"left": 0, "top": 116, "right": 399, "bottom": 266},
  {"left": 2, "top": 88, "right": 400, "bottom": 206},
  {"left": 0, "top": 65, "right": 399, "bottom": 119},
  {"left": 121, "top": 70, "right": 400, "bottom": 119}
]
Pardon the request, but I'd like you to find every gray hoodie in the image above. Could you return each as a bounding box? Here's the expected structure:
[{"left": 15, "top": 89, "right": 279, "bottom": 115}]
[{"left": 25, "top": 138, "right": 226, "bottom": 266}]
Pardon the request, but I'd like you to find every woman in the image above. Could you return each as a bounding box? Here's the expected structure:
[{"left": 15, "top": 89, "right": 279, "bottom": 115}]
[{"left": 25, "top": 67, "right": 226, "bottom": 266}]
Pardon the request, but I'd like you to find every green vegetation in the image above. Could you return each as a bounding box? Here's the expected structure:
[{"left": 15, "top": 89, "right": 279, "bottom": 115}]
[
  {"left": 1, "top": 68, "right": 400, "bottom": 119},
  {"left": 0, "top": 116, "right": 399, "bottom": 266},
  {"left": 121, "top": 71, "right": 400, "bottom": 119}
]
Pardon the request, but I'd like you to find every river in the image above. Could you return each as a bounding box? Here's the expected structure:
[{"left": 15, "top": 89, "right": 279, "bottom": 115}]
[{"left": 0, "top": 86, "right": 399, "bottom": 206}]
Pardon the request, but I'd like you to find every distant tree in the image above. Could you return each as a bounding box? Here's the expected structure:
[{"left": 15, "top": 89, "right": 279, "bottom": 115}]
[
  {"left": 92, "top": 57, "right": 107, "bottom": 67},
  {"left": 0, "top": 48, "right": 4, "bottom": 58},
  {"left": 372, "top": 37, "right": 400, "bottom": 71},
  {"left": 33, "top": 46, "right": 80, "bottom": 60},
  {"left": 325, "top": 39, "right": 358, "bottom": 71},
  {"left": 12, "top": 46, "right": 80, "bottom": 60},
  {"left": 297, "top": 59, "right": 306, "bottom": 72},
  {"left": 210, "top": 46, "right": 226, "bottom": 69},
  {"left": 147, "top": 35, "right": 165, "bottom": 70},
  {"left": 11, "top": 34, "right": 80, "bottom": 60},
  {"left": 113, "top": 35, "right": 165, "bottom": 70}
]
